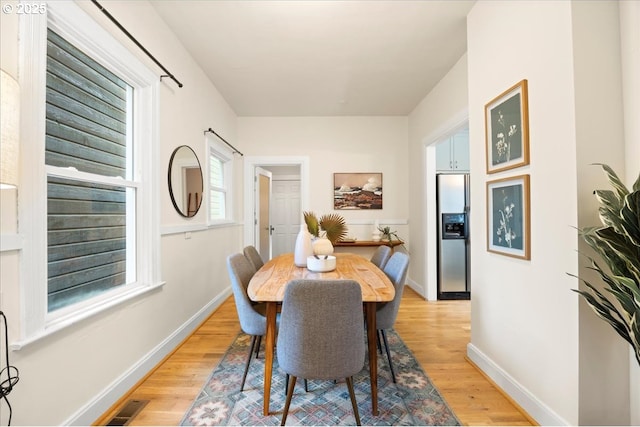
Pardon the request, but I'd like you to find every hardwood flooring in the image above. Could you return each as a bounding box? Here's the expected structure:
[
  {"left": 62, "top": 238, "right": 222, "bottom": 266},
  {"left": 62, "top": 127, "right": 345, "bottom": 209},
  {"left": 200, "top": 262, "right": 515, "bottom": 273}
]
[{"left": 94, "top": 287, "right": 535, "bottom": 426}]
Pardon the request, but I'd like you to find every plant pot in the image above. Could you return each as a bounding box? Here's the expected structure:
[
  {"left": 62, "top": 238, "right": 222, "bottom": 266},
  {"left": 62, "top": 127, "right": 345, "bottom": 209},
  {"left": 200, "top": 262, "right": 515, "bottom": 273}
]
[{"left": 306, "top": 255, "right": 336, "bottom": 272}]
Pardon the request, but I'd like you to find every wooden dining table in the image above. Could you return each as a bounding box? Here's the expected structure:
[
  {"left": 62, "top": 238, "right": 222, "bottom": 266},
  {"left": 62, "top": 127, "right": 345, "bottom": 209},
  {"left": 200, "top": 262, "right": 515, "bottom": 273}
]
[{"left": 247, "top": 252, "right": 395, "bottom": 417}]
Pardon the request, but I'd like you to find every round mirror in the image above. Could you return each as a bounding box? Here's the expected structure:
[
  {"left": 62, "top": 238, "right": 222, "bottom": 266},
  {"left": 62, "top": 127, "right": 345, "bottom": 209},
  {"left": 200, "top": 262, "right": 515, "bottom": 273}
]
[{"left": 168, "top": 145, "right": 203, "bottom": 218}]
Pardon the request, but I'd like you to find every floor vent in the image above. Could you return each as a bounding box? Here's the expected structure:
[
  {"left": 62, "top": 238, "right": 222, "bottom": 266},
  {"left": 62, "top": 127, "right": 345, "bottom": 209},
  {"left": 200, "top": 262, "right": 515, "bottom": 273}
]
[{"left": 106, "top": 399, "right": 149, "bottom": 426}]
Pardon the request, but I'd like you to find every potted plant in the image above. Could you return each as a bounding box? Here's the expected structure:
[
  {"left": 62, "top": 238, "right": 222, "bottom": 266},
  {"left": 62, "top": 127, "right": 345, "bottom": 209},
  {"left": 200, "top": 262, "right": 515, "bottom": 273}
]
[
  {"left": 572, "top": 164, "right": 640, "bottom": 366},
  {"left": 303, "top": 211, "right": 348, "bottom": 246},
  {"left": 377, "top": 225, "right": 402, "bottom": 243},
  {"left": 376, "top": 225, "right": 409, "bottom": 251}
]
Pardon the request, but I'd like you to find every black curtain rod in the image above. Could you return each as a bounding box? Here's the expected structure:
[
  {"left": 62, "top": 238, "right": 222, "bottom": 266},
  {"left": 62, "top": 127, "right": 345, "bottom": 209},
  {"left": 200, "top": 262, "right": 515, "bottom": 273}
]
[
  {"left": 204, "top": 128, "right": 244, "bottom": 156},
  {"left": 91, "top": 0, "right": 183, "bottom": 88}
]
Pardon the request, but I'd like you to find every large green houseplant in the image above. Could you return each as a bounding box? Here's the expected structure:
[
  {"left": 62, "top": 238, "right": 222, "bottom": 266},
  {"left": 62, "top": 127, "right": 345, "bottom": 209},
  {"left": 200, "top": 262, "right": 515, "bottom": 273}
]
[{"left": 572, "top": 164, "right": 640, "bottom": 366}]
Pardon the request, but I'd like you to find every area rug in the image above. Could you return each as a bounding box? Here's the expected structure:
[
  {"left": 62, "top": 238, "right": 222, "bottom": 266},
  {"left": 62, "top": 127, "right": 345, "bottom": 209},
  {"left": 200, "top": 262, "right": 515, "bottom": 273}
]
[{"left": 180, "top": 330, "right": 460, "bottom": 426}]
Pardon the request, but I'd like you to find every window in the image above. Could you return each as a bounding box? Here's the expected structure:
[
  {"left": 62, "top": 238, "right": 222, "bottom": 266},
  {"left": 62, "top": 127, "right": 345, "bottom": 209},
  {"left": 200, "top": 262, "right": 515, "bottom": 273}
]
[
  {"left": 207, "top": 138, "right": 233, "bottom": 224},
  {"left": 16, "top": 1, "right": 161, "bottom": 344},
  {"left": 46, "top": 29, "right": 135, "bottom": 312}
]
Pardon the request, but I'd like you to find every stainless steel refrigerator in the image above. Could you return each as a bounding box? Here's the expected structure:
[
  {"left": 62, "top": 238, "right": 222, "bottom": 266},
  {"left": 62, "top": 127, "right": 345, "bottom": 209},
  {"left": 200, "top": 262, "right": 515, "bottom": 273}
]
[{"left": 436, "top": 173, "right": 470, "bottom": 299}]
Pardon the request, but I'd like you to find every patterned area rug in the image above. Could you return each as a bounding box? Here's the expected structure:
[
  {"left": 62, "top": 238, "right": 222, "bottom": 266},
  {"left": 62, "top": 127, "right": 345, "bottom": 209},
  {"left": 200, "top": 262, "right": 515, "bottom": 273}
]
[{"left": 180, "top": 330, "right": 460, "bottom": 426}]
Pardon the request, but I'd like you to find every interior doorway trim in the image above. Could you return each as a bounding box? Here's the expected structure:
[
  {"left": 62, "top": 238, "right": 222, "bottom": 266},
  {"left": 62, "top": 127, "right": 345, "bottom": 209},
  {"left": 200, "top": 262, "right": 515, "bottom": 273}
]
[
  {"left": 243, "top": 156, "right": 310, "bottom": 248},
  {"left": 422, "top": 108, "right": 468, "bottom": 301}
]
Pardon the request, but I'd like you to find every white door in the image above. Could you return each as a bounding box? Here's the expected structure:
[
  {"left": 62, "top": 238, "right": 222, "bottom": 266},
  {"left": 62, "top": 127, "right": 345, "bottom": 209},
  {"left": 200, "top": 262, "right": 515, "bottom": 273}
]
[
  {"left": 271, "top": 179, "right": 301, "bottom": 257},
  {"left": 255, "top": 167, "right": 272, "bottom": 261}
]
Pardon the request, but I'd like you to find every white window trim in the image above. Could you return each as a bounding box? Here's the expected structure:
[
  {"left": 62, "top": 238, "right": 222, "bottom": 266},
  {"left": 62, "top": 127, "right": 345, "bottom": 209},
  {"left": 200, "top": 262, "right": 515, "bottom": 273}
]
[
  {"left": 13, "top": 1, "right": 163, "bottom": 349},
  {"left": 206, "top": 135, "right": 235, "bottom": 226}
]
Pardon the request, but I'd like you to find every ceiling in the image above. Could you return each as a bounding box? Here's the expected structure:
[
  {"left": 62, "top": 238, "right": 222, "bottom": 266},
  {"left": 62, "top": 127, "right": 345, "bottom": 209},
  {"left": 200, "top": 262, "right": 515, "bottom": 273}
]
[{"left": 151, "top": 1, "right": 475, "bottom": 117}]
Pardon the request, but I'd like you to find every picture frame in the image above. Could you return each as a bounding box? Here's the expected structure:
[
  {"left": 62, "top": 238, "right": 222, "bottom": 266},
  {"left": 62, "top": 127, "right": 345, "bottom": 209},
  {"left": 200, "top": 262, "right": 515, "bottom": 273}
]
[
  {"left": 333, "top": 173, "right": 382, "bottom": 210},
  {"left": 485, "top": 79, "right": 530, "bottom": 174},
  {"left": 486, "top": 174, "right": 530, "bottom": 260}
]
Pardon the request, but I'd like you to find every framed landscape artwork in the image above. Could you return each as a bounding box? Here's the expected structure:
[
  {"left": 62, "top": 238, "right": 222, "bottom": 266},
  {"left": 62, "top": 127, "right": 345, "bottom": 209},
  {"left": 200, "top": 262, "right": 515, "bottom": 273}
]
[
  {"left": 485, "top": 79, "right": 530, "bottom": 174},
  {"left": 333, "top": 173, "right": 382, "bottom": 210},
  {"left": 486, "top": 174, "right": 530, "bottom": 260}
]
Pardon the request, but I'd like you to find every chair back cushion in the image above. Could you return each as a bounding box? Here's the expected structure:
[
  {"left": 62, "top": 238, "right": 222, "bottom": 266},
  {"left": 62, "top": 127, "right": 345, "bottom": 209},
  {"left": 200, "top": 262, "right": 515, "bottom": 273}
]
[
  {"left": 376, "top": 252, "right": 410, "bottom": 330},
  {"left": 227, "top": 253, "right": 267, "bottom": 336},
  {"left": 370, "top": 245, "right": 392, "bottom": 269},
  {"left": 243, "top": 245, "right": 264, "bottom": 271},
  {"left": 277, "top": 279, "right": 365, "bottom": 380}
]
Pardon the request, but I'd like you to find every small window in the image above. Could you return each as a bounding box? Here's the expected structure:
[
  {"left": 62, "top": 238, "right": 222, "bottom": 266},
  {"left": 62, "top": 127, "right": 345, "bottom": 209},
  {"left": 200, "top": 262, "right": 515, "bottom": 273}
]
[{"left": 207, "top": 139, "right": 233, "bottom": 224}]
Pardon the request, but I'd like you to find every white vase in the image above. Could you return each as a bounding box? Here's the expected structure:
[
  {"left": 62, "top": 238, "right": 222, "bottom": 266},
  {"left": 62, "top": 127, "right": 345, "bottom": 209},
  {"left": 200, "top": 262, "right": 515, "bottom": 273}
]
[
  {"left": 372, "top": 220, "right": 381, "bottom": 242},
  {"left": 294, "top": 223, "right": 314, "bottom": 267}
]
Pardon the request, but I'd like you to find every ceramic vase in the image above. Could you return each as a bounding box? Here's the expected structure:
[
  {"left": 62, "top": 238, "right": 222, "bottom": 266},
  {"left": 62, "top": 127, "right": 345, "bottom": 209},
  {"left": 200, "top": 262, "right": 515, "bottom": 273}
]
[
  {"left": 294, "top": 223, "right": 314, "bottom": 267},
  {"left": 372, "top": 220, "right": 381, "bottom": 242}
]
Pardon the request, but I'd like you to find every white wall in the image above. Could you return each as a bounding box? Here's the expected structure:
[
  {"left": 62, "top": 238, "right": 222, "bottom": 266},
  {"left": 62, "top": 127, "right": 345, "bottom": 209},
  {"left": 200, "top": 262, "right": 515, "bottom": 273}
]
[
  {"left": 619, "top": 1, "right": 640, "bottom": 425},
  {"left": 467, "top": 1, "right": 579, "bottom": 424},
  {"left": 466, "top": 1, "right": 629, "bottom": 425},
  {"left": 618, "top": 1, "right": 640, "bottom": 423},
  {"left": 620, "top": 0, "right": 640, "bottom": 188},
  {"left": 238, "top": 116, "right": 410, "bottom": 243},
  {"left": 407, "top": 54, "right": 469, "bottom": 299},
  {"left": 0, "top": 1, "right": 242, "bottom": 425},
  {"left": 571, "top": 2, "right": 628, "bottom": 423}
]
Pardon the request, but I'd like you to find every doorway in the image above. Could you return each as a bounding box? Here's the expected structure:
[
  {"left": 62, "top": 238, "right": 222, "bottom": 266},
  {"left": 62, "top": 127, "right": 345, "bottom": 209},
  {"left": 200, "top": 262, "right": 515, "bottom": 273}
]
[
  {"left": 243, "top": 156, "right": 310, "bottom": 261},
  {"left": 258, "top": 165, "right": 301, "bottom": 258},
  {"left": 423, "top": 111, "right": 469, "bottom": 301},
  {"left": 255, "top": 167, "right": 272, "bottom": 260},
  {"left": 271, "top": 173, "right": 302, "bottom": 257}
]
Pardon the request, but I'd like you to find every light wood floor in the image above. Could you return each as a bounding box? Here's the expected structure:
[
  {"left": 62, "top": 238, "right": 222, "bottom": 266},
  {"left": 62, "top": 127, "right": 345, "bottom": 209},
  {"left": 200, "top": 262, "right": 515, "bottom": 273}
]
[{"left": 94, "top": 287, "right": 535, "bottom": 426}]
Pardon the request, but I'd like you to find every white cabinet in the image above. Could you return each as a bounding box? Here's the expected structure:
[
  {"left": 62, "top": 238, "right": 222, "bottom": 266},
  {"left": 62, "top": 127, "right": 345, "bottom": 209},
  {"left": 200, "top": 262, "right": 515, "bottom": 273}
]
[{"left": 436, "top": 129, "right": 469, "bottom": 172}]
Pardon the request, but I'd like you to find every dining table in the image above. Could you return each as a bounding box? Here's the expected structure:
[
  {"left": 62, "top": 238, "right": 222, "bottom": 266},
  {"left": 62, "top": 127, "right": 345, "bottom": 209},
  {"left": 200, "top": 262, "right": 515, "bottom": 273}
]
[{"left": 247, "top": 252, "right": 395, "bottom": 417}]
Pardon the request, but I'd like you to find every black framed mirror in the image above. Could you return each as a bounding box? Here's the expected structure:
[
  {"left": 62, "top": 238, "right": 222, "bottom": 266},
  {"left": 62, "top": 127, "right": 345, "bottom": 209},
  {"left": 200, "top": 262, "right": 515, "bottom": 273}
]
[{"left": 168, "top": 145, "right": 203, "bottom": 218}]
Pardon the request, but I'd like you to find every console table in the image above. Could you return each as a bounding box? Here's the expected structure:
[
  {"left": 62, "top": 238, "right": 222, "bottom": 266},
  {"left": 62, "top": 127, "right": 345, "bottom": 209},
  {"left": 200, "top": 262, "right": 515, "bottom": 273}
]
[{"left": 334, "top": 240, "right": 404, "bottom": 248}]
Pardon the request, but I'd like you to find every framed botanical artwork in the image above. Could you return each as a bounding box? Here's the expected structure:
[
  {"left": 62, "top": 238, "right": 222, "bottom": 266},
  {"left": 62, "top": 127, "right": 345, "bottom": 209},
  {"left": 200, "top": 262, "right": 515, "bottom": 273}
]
[
  {"left": 486, "top": 174, "right": 530, "bottom": 260},
  {"left": 333, "top": 173, "right": 382, "bottom": 210},
  {"left": 485, "top": 79, "right": 530, "bottom": 174}
]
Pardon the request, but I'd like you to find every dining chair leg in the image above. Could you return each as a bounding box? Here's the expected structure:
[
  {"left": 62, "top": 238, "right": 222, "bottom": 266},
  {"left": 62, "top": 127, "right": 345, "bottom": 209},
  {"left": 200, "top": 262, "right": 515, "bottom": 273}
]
[
  {"left": 281, "top": 375, "right": 297, "bottom": 426},
  {"left": 377, "top": 330, "right": 383, "bottom": 355},
  {"left": 255, "top": 335, "right": 262, "bottom": 359},
  {"left": 345, "top": 376, "right": 361, "bottom": 426},
  {"left": 241, "top": 335, "right": 258, "bottom": 391},
  {"left": 286, "top": 374, "right": 308, "bottom": 393},
  {"left": 380, "top": 330, "right": 396, "bottom": 383}
]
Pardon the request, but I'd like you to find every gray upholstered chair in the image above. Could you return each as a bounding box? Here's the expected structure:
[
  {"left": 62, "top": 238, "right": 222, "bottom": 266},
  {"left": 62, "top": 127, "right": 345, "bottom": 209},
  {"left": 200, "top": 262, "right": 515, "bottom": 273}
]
[
  {"left": 370, "top": 245, "right": 392, "bottom": 269},
  {"left": 376, "top": 251, "right": 410, "bottom": 383},
  {"left": 277, "top": 279, "right": 365, "bottom": 426},
  {"left": 243, "top": 245, "right": 264, "bottom": 272},
  {"left": 226, "top": 253, "right": 271, "bottom": 391}
]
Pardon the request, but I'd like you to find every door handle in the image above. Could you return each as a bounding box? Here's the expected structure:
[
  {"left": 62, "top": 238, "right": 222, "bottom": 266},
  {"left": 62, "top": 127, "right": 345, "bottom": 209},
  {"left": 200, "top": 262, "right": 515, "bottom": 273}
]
[{"left": 267, "top": 225, "right": 275, "bottom": 235}]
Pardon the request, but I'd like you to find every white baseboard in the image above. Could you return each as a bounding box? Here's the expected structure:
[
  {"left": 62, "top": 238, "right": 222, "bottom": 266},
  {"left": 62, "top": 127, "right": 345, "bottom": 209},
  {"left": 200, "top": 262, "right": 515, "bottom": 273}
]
[
  {"left": 406, "top": 278, "right": 427, "bottom": 299},
  {"left": 466, "top": 343, "right": 570, "bottom": 426},
  {"left": 64, "top": 287, "right": 232, "bottom": 426}
]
